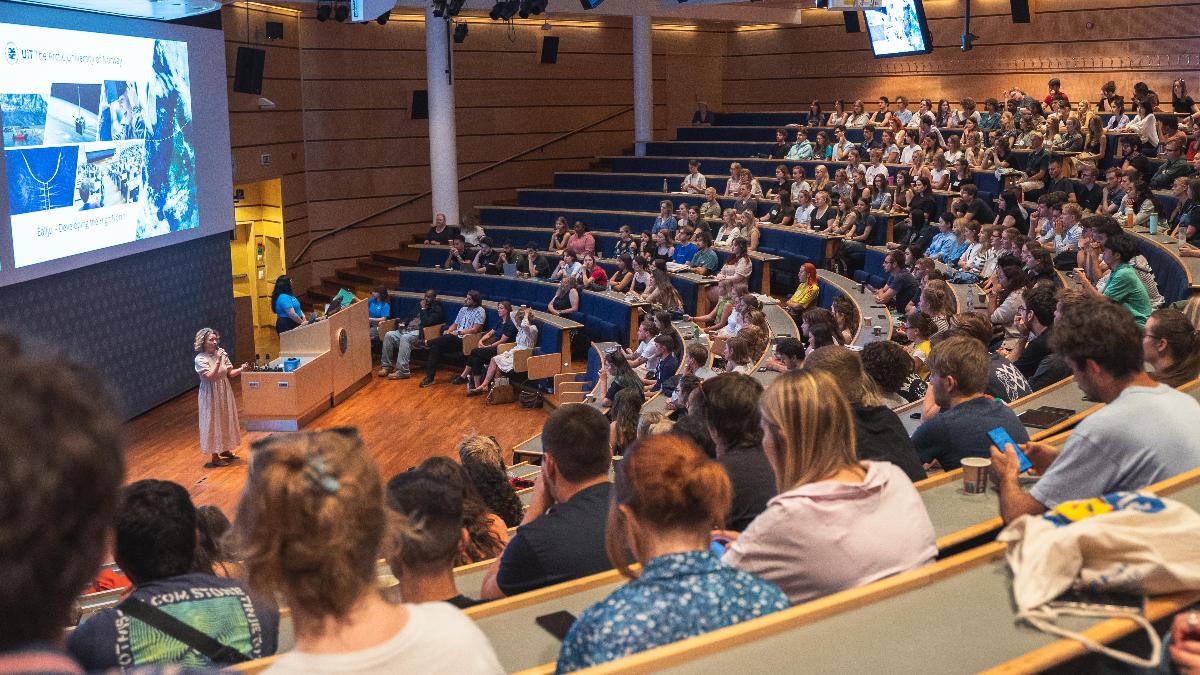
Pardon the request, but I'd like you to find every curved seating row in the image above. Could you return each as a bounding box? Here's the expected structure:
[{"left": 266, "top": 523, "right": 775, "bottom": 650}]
[
  {"left": 816, "top": 269, "right": 895, "bottom": 348},
  {"left": 390, "top": 267, "right": 645, "bottom": 348}
]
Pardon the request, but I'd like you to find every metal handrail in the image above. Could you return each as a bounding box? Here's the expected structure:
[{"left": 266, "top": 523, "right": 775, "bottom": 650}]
[{"left": 289, "top": 105, "right": 634, "bottom": 267}]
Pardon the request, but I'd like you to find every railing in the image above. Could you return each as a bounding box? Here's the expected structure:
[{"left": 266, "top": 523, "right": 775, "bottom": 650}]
[{"left": 290, "top": 105, "right": 635, "bottom": 267}]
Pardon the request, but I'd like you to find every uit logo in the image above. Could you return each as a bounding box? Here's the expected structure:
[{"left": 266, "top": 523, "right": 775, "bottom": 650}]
[{"left": 5, "top": 42, "right": 18, "bottom": 64}]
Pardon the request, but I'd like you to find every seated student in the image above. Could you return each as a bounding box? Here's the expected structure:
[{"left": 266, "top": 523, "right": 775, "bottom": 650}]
[
  {"left": 69, "top": 480, "right": 279, "bottom": 670},
  {"left": 1004, "top": 282, "right": 1072, "bottom": 391},
  {"left": 481, "top": 405, "right": 614, "bottom": 598},
  {"left": 874, "top": 251, "right": 920, "bottom": 312},
  {"left": 385, "top": 471, "right": 484, "bottom": 609},
  {"left": 557, "top": 436, "right": 789, "bottom": 672},
  {"left": 688, "top": 230, "right": 721, "bottom": 276},
  {"left": 1074, "top": 232, "right": 1152, "bottom": 326},
  {"left": 424, "top": 212, "right": 458, "bottom": 244},
  {"left": 379, "top": 289, "right": 445, "bottom": 380},
  {"left": 861, "top": 340, "right": 917, "bottom": 409},
  {"left": 1144, "top": 308, "right": 1200, "bottom": 388},
  {"left": 517, "top": 244, "right": 551, "bottom": 278},
  {"left": 647, "top": 335, "right": 681, "bottom": 393},
  {"left": 912, "top": 335, "right": 1030, "bottom": 470},
  {"left": 444, "top": 234, "right": 470, "bottom": 270},
  {"left": 994, "top": 299, "right": 1200, "bottom": 522},
  {"left": 723, "top": 370, "right": 936, "bottom": 604},
  {"left": 420, "top": 290, "right": 486, "bottom": 388},
  {"left": 625, "top": 320, "right": 661, "bottom": 372},
  {"left": 943, "top": 311, "right": 1033, "bottom": 402},
  {"left": 235, "top": 430, "right": 500, "bottom": 672},
  {"left": 723, "top": 335, "right": 757, "bottom": 374},
  {"left": 418, "top": 456, "right": 510, "bottom": 566},
  {"left": 786, "top": 262, "right": 820, "bottom": 316},
  {"left": 550, "top": 250, "right": 583, "bottom": 282},
  {"left": 671, "top": 227, "right": 699, "bottom": 265},
  {"left": 764, "top": 336, "right": 806, "bottom": 373},
  {"left": 368, "top": 285, "right": 391, "bottom": 341},
  {"left": 565, "top": 221, "right": 598, "bottom": 258},
  {"left": 681, "top": 158, "right": 707, "bottom": 194},
  {"left": 693, "top": 373, "right": 776, "bottom": 532},
  {"left": 456, "top": 300, "right": 517, "bottom": 390},
  {"left": 1044, "top": 157, "right": 1076, "bottom": 197},
  {"left": 471, "top": 237, "right": 501, "bottom": 274},
  {"left": 0, "top": 338, "right": 124, "bottom": 672},
  {"left": 457, "top": 436, "right": 525, "bottom": 528},
  {"left": 804, "top": 346, "right": 926, "bottom": 483}
]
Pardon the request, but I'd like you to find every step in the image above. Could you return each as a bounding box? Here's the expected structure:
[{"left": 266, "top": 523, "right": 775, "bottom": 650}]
[
  {"left": 371, "top": 249, "right": 412, "bottom": 266},
  {"left": 334, "top": 267, "right": 382, "bottom": 286}
]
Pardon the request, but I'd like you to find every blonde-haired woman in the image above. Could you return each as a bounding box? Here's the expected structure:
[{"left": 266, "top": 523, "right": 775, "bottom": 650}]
[
  {"left": 194, "top": 328, "right": 248, "bottom": 468},
  {"left": 721, "top": 370, "right": 936, "bottom": 604},
  {"left": 236, "top": 429, "right": 502, "bottom": 672}
]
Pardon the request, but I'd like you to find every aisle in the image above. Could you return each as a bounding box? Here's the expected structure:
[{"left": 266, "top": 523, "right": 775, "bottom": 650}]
[{"left": 122, "top": 374, "right": 549, "bottom": 514}]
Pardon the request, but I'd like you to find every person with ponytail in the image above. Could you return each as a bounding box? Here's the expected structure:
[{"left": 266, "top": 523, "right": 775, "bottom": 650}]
[
  {"left": 1144, "top": 308, "right": 1200, "bottom": 388},
  {"left": 234, "top": 429, "right": 502, "bottom": 673},
  {"left": 721, "top": 370, "right": 936, "bottom": 604},
  {"left": 555, "top": 435, "right": 788, "bottom": 672}
]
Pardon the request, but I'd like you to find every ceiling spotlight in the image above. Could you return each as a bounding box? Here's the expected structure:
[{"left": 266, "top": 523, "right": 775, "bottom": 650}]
[
  {"left": 316, "top": 0, "right": 331, "bottom": 21},
  {"left": 376, "top": 11, "right": 390, "bottom": 24},
  {"left": 490, "top": 0, "right": 520, "bottom": 20},
  {"left": 541, "top": 19, "right": 552, "bottom": 30},
  {"left": 446, "top": 0, "right": 466, "bottom": 16},
  {"left": 520, "top": 0, "right": 547, "bottom": 17},
  {"left": 453, "top": 22, "right": 468, "bottom": 43},
  {"left": 333, "top": 0, "right": 350, "bottom": 22}
]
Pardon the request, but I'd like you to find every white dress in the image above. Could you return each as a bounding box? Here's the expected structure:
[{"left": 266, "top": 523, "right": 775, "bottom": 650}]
[
  {"left": 195, "top": 352, "right": 241, "bottom": 456},
  {"left": 492, "top": 321, "right": 539, "bottom": 373}
]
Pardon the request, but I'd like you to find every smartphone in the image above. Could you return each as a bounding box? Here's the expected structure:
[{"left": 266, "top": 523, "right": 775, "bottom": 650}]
[
  {"left": 987, "top": 426, "right": 1032, "bottom": 474},
  {"left": 535, "top": 610, "right": 577, "bottom": 641},
  {"left": 1049, "top": 589, "right": 1145, "bottom": 615}
]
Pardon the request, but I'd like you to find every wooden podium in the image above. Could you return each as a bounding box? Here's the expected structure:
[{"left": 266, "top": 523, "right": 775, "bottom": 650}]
[{"left": 241, "top": 299, "right": 372, "bottom": 431}]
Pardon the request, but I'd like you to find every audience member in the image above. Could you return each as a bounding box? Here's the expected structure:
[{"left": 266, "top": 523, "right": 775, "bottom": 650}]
[
  {"left": 1006, "top": 282, "right": 1071, "bottom": 390},
  {"left": 235, "top": 429, "right": 500, "bottom": 671},
  {"left": 723, "top": 370, "right": 937, "bottom": 604},
  {"left": 861, "top": 340, "right": 916, "bottom": 408},
  {"left": 482, "top": 405, "right": 613, "bottom": 598},
  {"left": 458, "top": 435, "right": 525, "bottom": 528},
  {"left": 1143, "top": 308, "right": 1200, "bottom": 388},
  {"left": 418, "top": 456, "right": 508, "bottom": 565},
  {"left": 419, "top": 290, "right": 485, "bottom": 387},
  {"left": 557, "top": 436, "right": 788, "bottom": 672},
  {"left": 1075, "top": 232, "right": 1152, "bottom": 325},
  {"left": 0, "top": 338, "right": 124, "bottom": 671},
  {"left": 424, "top": 212, "right": 458, "bottom": 244},
  {"left": 764, "top": 336, "right": 806, "bottom": 373},
  {"left": 912, "top": 335, "right": 1029, "bottom": 470},
  {"left": 70, "top": 480, "right": 279, "bottom": 670},
  {"left": 385, "top": 471, "right": 481, "bottom": 608},
  {"left": 993, "top": 299, "right": 1200, "bottom": 522},
  {"left": 610, "top": 388, "right": 643, "bottom": 457},
  {"left": 194, "top": 505, "right": 238, "bottom": 578},
  {"left": 804, "top": 346, "right": 926, "bottom": 482},
  {"left": 693, "top": 373, "right": 776, "bottom": 531},
  {"left": 874, "top": 251, "right": 920, "bottom": 311}
]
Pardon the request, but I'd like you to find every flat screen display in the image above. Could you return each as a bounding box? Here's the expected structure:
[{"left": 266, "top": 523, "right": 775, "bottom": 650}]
[
  {"left": 0, "top": 5, "right": 232, "bottom": 286},
  {"left": 863, "top": 0, "right": 933, "bottom": 58}
]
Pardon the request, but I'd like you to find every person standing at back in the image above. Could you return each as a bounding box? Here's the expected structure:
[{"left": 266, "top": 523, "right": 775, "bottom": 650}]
[
  {"left": 912, "top": 335, "right": 1029, "bottom": 471},
  {"left": 993, "top": 299, "right": 1200, "bottom": 523},
  {"left": 481, "top": 404, "right": 614, "bottom": 598},
  {"left": 69, "top": 480, "right": 279, "bottom": 670},
  {"left": 0, "top": 334, "right": 124, "bottom": 673}
]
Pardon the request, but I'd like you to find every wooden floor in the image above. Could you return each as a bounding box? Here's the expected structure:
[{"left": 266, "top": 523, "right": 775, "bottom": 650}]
[{"left": 123, "top": 372, "right": 549, "bottom": 515}]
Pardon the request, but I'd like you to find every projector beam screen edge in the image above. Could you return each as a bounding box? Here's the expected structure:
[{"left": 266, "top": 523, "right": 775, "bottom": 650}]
[{"left": 0, "top": 5, "right": 233, "bottom": 288}]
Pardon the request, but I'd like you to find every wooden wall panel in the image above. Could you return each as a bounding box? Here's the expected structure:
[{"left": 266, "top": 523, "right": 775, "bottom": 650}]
[{"left": 723, "top": 0, "right": 1200, "bottom": 110}]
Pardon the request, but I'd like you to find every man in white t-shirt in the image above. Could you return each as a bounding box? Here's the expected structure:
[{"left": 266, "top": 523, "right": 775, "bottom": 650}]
[
  {"left": 864, "top": 149, "right": 890, "bottom": 186},
  {"left": 992, "top": 299, "right": 1200, "bottom": 523}
]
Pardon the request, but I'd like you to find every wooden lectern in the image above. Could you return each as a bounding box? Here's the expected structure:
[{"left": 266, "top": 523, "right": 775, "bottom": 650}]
[{"left": 241, "top": 299, "right": 372, "bottom": 431}]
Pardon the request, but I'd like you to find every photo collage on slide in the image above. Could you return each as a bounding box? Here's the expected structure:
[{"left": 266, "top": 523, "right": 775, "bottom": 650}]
[{"left": 1, "top": 32, "right": 199, "bottom": 269}]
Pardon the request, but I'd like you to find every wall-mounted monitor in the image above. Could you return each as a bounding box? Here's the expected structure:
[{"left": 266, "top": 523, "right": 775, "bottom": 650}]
[
  {"left": 863, "top": 0, "right": 933, "bottom": 58},
  {"left": 0, "top": 4, "right": 232, "bottom": 287}
]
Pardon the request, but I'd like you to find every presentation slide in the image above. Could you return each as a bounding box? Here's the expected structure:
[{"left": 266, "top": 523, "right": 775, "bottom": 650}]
[
  {"left": 0, "top": 5, "right": 232, "bottom": 288},
  {"left": 1, "top": 24, "right": 196, "bottom": 268},
  {"left": 863, "top": 0, "right": 932, "bottom": 58}
]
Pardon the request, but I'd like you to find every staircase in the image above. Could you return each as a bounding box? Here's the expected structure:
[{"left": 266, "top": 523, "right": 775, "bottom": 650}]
[{"left": 302, "top": 246, "right": 416, "bottom": 305}]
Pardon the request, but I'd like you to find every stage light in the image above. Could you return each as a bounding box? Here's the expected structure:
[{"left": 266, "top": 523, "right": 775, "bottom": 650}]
[
  {"left": 316, "top": 0, "right": 331, "bottom": 21},
  {"left": 453, "top": 22, "right": 468, "bottom": 43},
  {"left": 432, "top": 0, "right": 447, "bottom": 17},
  {"left": 446, "top": 0, "right": 466, "bottom": 16},
  {"left": 520, "top": 0, "right": 547, "bottom": 17},
  {"left": 490, "top": 0, "right": 520, "bottom": 20},
  {"left": 376, "top": 11, "right": 390, "bottom": 24},
  {"left": 334, "top": 0, "right": 350, "bottom": 22}
]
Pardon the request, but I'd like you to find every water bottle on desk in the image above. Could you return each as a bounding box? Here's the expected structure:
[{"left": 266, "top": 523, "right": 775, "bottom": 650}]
[
  {"left": 663, "top": 178, "right": 669, "bottom": 193},
  {"left": 1180, "top": 226, "right": 1188, "bottom": 247},
  {"left": 1148, "top": 214, "right": 1158, "bottom": 236}
]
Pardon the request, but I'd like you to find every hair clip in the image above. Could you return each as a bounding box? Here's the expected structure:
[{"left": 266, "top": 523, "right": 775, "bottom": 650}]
[{"left": 303, "top": 453, "right": 340, "bottom": 495}]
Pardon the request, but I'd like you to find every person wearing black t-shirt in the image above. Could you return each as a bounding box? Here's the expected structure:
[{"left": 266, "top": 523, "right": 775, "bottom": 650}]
[
  {"left": 385, "top": 471, "right": 484, "bottom": 609},
  {"left": 457, "top": 300, "right": 518, "bottom": 390},
  {"left": 875, "top": 250, "right": 920, "bottom": 312},
  {"left": 425, "top": 212, "right": 458, "bottom": 245},
  {"left": 481, "top": 405, "right": 614, "bottom": 598},
  {"left": 1073, "top": 165, "right": 1104, "bottom": 213},
  {"left": 809, "top": 191, "right": 837, "bottom": 231},
  {"left": 695, "top": 373, "right": 777, "bottom": 531}
]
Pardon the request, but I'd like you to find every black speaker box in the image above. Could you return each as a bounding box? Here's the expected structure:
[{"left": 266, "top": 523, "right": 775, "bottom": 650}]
[
  {"left": 540, "top": 36, "right": 560, "bottom": 64},
  {"left": 843, "top": 11, "right": 861, "bottom": 33},
  {"left": 233, "top": 47, "right": 266, "bottom": 95},
  {"left": 1010, "top": 0, "right": 1032, "bottom": 23},
  {"left": 411, "top": 90, "right": 429, "bottom": 120}
]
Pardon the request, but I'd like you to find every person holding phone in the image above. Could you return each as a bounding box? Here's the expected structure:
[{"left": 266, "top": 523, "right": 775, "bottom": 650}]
[
  {"left": 193, "top": 328, "right": 249, "bottom": 468},
  {"left": 991, "top": 299, "right": 1200, "bottom": 524},
  {"left": 555, "top": 435, "right": 788, "bottom": 672}
]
